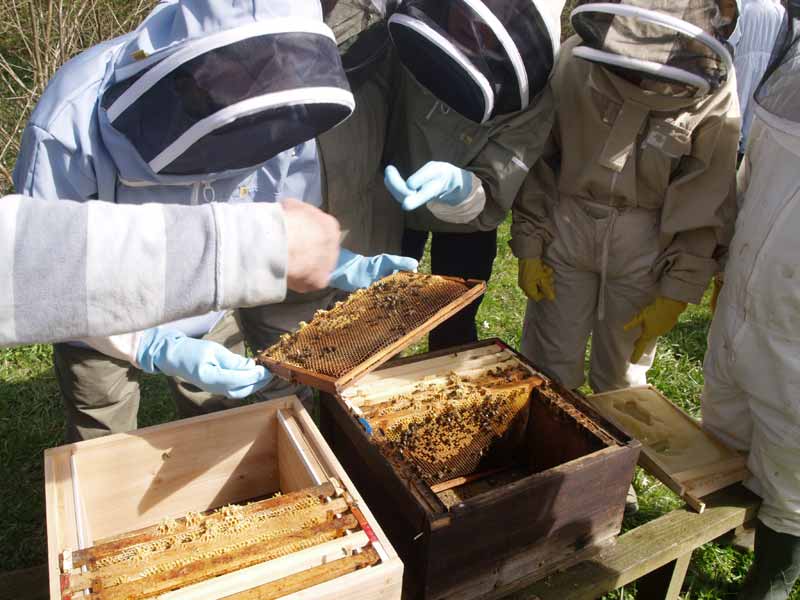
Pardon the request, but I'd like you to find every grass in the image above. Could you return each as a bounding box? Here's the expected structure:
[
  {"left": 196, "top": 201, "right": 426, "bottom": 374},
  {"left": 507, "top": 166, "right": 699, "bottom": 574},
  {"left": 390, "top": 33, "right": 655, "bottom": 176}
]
[{"left": 2, "top": 216, "right": 796, "bottom": 599}]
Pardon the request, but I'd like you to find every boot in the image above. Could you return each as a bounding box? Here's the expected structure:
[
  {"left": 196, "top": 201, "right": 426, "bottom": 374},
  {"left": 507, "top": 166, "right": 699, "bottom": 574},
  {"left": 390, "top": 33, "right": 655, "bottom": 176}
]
[{"left": 739, "top": 521, "right": 800, "bottom": 600}]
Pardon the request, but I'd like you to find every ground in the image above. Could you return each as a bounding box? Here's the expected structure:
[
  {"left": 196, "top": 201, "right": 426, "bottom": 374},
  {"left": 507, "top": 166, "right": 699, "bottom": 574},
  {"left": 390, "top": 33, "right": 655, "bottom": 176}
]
[{"left": 2, "top": 218, "right": 797, "bottom": 599}]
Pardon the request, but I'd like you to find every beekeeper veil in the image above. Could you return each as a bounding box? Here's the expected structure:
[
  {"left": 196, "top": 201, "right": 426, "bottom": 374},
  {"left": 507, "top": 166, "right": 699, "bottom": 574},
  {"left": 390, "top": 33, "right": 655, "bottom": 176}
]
[
  {"left": 387, "top": 0, "right": 564, "bottom": 123},
  {"left": 570, "top": 1, "right": 736, "bottom": 98},
  {"left": 100, "top": 0, "right": 354, "bottom": 177}
]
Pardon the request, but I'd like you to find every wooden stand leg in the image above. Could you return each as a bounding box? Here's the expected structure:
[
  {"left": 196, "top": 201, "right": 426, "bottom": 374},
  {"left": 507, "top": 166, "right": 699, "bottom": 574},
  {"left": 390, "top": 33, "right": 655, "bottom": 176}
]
[{"left": 637, "top": 552, "right": 692, "bottom": 600}]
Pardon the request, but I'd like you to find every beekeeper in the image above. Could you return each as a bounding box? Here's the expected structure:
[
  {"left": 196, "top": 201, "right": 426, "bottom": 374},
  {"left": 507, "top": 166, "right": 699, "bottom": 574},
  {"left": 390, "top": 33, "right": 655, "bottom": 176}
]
[
  {"left": 703, "top": 6, "right": 800, "bottom": 596},
  {"left": 13, "top": 0, "right": 416, "bottom": 441},
  {"left": 0, "top": 197, "right": 339, "bottom": 347},
  {"left": 511, "top": 0, "right": 740, "bottom": 393},
  {"left": 729, "top": 0, "right": 785, "bottom": 153},
  {"left": 381, "top": 0, "right": 563, "bottom": 350}
]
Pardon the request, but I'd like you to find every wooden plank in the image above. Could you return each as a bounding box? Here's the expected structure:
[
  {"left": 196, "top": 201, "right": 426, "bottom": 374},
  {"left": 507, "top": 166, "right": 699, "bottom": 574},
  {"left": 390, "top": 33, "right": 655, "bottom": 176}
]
[
  {"left": 280, "top": 558, "right": 404, "bottom": 600},
  {"left": 44, "top": 448, "right": 78, "bottom": 600},
  {"left": 71, "top": 400, "right": 284, "bottom": 541},
  {"left": 513, "top": 485, "right": 761, "bottom": 600},
  {"left": 221, "top": 546, "right": 380, "bottom": 600},
  {"left": 636, "top": 552, "right": 692, "bottom": 600},
  {"left": 277, "top": 410, "right": 326, "bottom": 492}
]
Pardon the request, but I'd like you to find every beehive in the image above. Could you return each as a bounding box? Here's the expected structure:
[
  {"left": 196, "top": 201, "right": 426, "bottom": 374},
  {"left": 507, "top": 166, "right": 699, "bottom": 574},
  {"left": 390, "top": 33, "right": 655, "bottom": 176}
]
[
  {"left": 319, "top": 340, "right": 641, "bottom": 600},
  {"left": 45, "top": 396, "right": 403, "bottom": 600}
]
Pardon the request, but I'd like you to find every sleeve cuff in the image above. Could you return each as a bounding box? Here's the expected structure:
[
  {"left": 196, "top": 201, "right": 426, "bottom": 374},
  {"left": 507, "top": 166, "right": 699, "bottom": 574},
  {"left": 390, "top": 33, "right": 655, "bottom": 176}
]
[
  {"left": 509, "top": 235, "right": 544, "bottom": 260},
  {"left": 213, "top": 202, "right": 288, "bottom": 310}
]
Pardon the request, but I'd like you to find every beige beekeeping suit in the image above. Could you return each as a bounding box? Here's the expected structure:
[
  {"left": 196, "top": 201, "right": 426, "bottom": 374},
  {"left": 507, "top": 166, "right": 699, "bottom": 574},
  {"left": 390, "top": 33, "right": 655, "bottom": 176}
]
[{"left": 512, "top": 34, "right": 740, "bottom": 391}]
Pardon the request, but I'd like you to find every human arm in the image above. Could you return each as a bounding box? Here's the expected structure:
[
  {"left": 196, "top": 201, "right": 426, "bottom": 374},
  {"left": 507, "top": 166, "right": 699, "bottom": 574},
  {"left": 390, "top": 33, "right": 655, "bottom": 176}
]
[
  {"left": 0, "top": 196, "right": 339, "bottom": 347},
  {"left": 654, "top": 94, "right": 741, "bottom": 305}
]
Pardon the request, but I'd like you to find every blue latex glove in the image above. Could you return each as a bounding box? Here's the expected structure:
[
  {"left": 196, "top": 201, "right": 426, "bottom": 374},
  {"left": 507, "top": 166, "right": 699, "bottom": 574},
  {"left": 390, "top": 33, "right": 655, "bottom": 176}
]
[
  {"left": 329, "top": 249, "right": 419, "bottom": 292},
  {"left": 384, "top": 162, "right": 473, "bottom": 211},
  {"left": 136, "top": 328, "right": 272, "bottom": 399}
]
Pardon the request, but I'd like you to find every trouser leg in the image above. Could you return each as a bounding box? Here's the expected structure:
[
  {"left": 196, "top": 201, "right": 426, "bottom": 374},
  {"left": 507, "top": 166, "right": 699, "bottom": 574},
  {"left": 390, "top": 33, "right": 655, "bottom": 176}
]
[
  {"left": 53, "top": 343, "right": 141, "bottom": 442},
  {"left": 520, "top": 247, "right": 598, "bottom": 389},
  {"left": 238, "top": 289, "right": 337, "bottom": 403},
  {"left": 426, "top": 229, "right": 498, "bottom": 351},
  {"left": 401, "top": 228, "right": 428, "bottom": 262},
  {"left": 588, "top": 277, "right": 658, "bottom": 393},
  {"left": 739, "top": 521, "right": 800, "bottom": 600},
  {"left": 167, "top": 311, "right": 247, "bottom": 418},
  {"left": 701, "top": 308, "right": 753, "bottom": 451}
]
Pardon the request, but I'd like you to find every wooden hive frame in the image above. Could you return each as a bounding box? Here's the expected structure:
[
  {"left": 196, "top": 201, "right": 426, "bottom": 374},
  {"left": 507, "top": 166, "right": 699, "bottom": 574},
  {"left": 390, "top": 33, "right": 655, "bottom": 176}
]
[
  {"left": 257, "top": 274, "right": 487, "bottom": 394},
  {"left": 319, "top": 340, "right": 642, "bottom": 600},
  {"left": 45, "top": 395, "right": 403, "bottom": 600}
]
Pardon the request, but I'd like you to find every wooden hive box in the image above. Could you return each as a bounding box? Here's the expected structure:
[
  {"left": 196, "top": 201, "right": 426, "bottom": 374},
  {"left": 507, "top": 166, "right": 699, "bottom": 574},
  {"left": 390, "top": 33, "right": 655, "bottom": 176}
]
[
  {"left": 44, "top": 395, "right": 403, "bottom": 600},
  {"left": 318, "top": 340, "right": 641, "bottom": 600}
]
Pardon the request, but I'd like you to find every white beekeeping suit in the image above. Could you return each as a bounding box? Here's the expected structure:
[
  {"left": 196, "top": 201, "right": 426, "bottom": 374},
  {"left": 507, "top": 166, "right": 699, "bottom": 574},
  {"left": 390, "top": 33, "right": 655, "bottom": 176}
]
[
  {"left": 729, "top": 0, "right": 786, "bottom": 151},
  {"left": 703, "top": 5, "right": 800, "bottom": 596}
]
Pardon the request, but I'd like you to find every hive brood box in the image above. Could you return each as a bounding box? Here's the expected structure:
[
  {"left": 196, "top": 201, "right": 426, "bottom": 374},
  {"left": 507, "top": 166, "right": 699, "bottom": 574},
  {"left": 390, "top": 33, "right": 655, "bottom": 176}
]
[
  {"left": 318, "top": 340, "right": 641, "bottom": 600},
  {"left": 45, "top": 396, "right": 403, "bottom": 600}
]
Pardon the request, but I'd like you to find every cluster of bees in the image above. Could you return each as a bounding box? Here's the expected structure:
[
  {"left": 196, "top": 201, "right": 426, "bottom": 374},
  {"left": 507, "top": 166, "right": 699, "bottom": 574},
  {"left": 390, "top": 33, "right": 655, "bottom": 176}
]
[{"left": 370, "top": 374, "right": 531, "bottom": 486}]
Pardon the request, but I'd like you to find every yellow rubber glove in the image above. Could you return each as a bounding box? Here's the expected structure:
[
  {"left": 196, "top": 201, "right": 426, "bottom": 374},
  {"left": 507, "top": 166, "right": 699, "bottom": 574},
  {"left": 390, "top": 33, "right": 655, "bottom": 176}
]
[
  {"left": 518, "top": 258, "right": 556, "bottom": 302},
  {"left": 710, "top": 275, "right": 723, "bottom": 315},
  {"left": 623, "top": 297, "right": 688, "bottom": 363}
]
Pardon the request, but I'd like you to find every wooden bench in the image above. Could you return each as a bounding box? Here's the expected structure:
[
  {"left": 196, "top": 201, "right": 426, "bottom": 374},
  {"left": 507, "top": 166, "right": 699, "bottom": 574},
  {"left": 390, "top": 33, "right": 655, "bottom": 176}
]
[{"left": 505, "top": 485, "right": 760, "bottom": 600}]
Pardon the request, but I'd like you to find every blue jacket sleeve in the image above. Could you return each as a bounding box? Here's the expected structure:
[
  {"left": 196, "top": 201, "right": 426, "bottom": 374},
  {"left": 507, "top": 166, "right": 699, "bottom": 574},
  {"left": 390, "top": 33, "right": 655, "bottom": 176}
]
[{"left": 13, "top": 124, "right": 98, "bottom": 202}]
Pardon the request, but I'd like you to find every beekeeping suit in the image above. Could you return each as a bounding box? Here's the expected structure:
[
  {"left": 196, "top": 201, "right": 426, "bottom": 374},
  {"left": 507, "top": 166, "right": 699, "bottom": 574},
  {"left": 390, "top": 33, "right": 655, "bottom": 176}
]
[
  {"left": 730, "top": 0, "right": 785, "bottom": 151},
  {"left": 380, "top": 0, "right": 562, "bottom": 349},
  {"left": 511, "top": 0, "right": 741, "bottom": 392},
  {"left": 12, "top": 0, "right": 410, "bottom": 440},
  {"left": 703, "top": 6, "right": 800, "bottom": 595}
]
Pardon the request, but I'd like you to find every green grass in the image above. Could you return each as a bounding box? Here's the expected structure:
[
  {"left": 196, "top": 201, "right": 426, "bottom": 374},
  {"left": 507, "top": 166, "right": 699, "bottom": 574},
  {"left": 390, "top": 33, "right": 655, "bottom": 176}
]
[{"left": 0, "top": 217, "right": 796, "bottom": 598}]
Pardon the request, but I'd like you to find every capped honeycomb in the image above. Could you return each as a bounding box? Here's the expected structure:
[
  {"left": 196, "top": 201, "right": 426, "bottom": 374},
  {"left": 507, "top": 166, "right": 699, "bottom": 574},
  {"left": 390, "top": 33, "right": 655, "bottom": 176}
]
[
  {"left": 59, "top": 481, "right": 373, "bottom": 600},
  {"left": 256, "top": 272, "right": 484, "bottom": 382},
  {"left": 366, "top": 366, "right": 538, "bottom": 486}
]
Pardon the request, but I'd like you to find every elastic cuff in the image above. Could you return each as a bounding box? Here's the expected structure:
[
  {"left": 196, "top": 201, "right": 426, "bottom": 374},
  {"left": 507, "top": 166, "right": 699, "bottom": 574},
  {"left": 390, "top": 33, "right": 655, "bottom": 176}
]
[
  {"left": 79, "top": 331, "right": 146, "bottom": 366},
  {"left": 508, "top": 235, "right": 544, "bottom": 260},
  {"left": 659, "top": 275, "right": 707, "bottom": 305},
  {"left": 212, "top": 203, "right": 288, "bottom": 310},
  {"left": 428, "top": 176, "right": 486, "bottom": 224}
]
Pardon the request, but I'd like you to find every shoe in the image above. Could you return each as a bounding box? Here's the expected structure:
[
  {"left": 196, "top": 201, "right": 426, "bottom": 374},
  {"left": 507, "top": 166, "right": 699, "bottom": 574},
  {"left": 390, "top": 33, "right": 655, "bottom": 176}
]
[
  {"left": 738, "top": 521, "right": 800, "bottom": 600},
  {"left": 624, "top": 484, "right": 639, "bottom": 516}
]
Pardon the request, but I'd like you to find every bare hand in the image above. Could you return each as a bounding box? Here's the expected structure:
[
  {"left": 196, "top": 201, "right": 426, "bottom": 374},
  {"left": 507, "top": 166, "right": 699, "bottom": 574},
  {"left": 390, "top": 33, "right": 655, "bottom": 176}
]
[{"left": 281, "top": 199, "right": 340, "bottom": 293}]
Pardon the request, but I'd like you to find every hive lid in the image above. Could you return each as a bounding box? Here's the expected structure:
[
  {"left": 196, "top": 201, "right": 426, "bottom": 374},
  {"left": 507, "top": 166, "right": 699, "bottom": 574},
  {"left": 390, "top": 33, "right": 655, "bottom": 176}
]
[
  {"left": 256, "top": 272, "right": 487, "bottom": 394},
  {"left": 586, "top": 386, "right": 749, "bottom": 513}
]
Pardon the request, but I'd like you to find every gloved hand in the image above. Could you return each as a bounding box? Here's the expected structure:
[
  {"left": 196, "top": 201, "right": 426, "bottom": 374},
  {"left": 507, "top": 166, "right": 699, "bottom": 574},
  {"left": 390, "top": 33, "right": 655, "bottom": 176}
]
[
  {"left": 518, "top": 258, "right": 556, "bottom": 302},
  {"left": 710, "top": 275, "right": 723, "bottom": 314},
  {"left": 624, "top": 297, "right": 688, "bottom": 363},
  {"left": 384, "top": 162, "right": 473, "bottom": 211},
  {"left": 136, "top": 328, "right": 271, "bottom": 399},
  {"left": 329, "top": 248, "right": 419, "bottom": 292}
]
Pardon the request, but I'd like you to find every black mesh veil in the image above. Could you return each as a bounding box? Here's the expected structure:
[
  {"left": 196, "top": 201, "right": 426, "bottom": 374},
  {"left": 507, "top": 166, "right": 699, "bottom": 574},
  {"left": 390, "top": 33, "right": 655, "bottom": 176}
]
[
  {"left": 571, "top": 1, "right": 734, "bottom": 96},
  {"left": 102, "top": 29, "right": 353, "bottom": 176},
  {"left": 388, "top": 0, "right": 556, "bottom": 123}
]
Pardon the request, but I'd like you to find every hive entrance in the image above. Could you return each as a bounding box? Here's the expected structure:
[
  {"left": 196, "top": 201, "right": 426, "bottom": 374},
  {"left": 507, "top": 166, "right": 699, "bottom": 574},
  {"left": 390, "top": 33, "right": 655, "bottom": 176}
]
[{"left": 257, "top": 272, "right": 486, "bottom": 393}]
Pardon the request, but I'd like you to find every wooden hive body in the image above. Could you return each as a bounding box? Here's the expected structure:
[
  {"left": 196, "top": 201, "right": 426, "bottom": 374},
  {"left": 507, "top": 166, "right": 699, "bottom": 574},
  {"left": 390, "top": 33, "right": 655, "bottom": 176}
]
[
  {"left": 44, "top": 395, "right": 403, "bottom": 600},
  {"left": 319, "top": 340, "right": 641, "bottom": 600}
]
